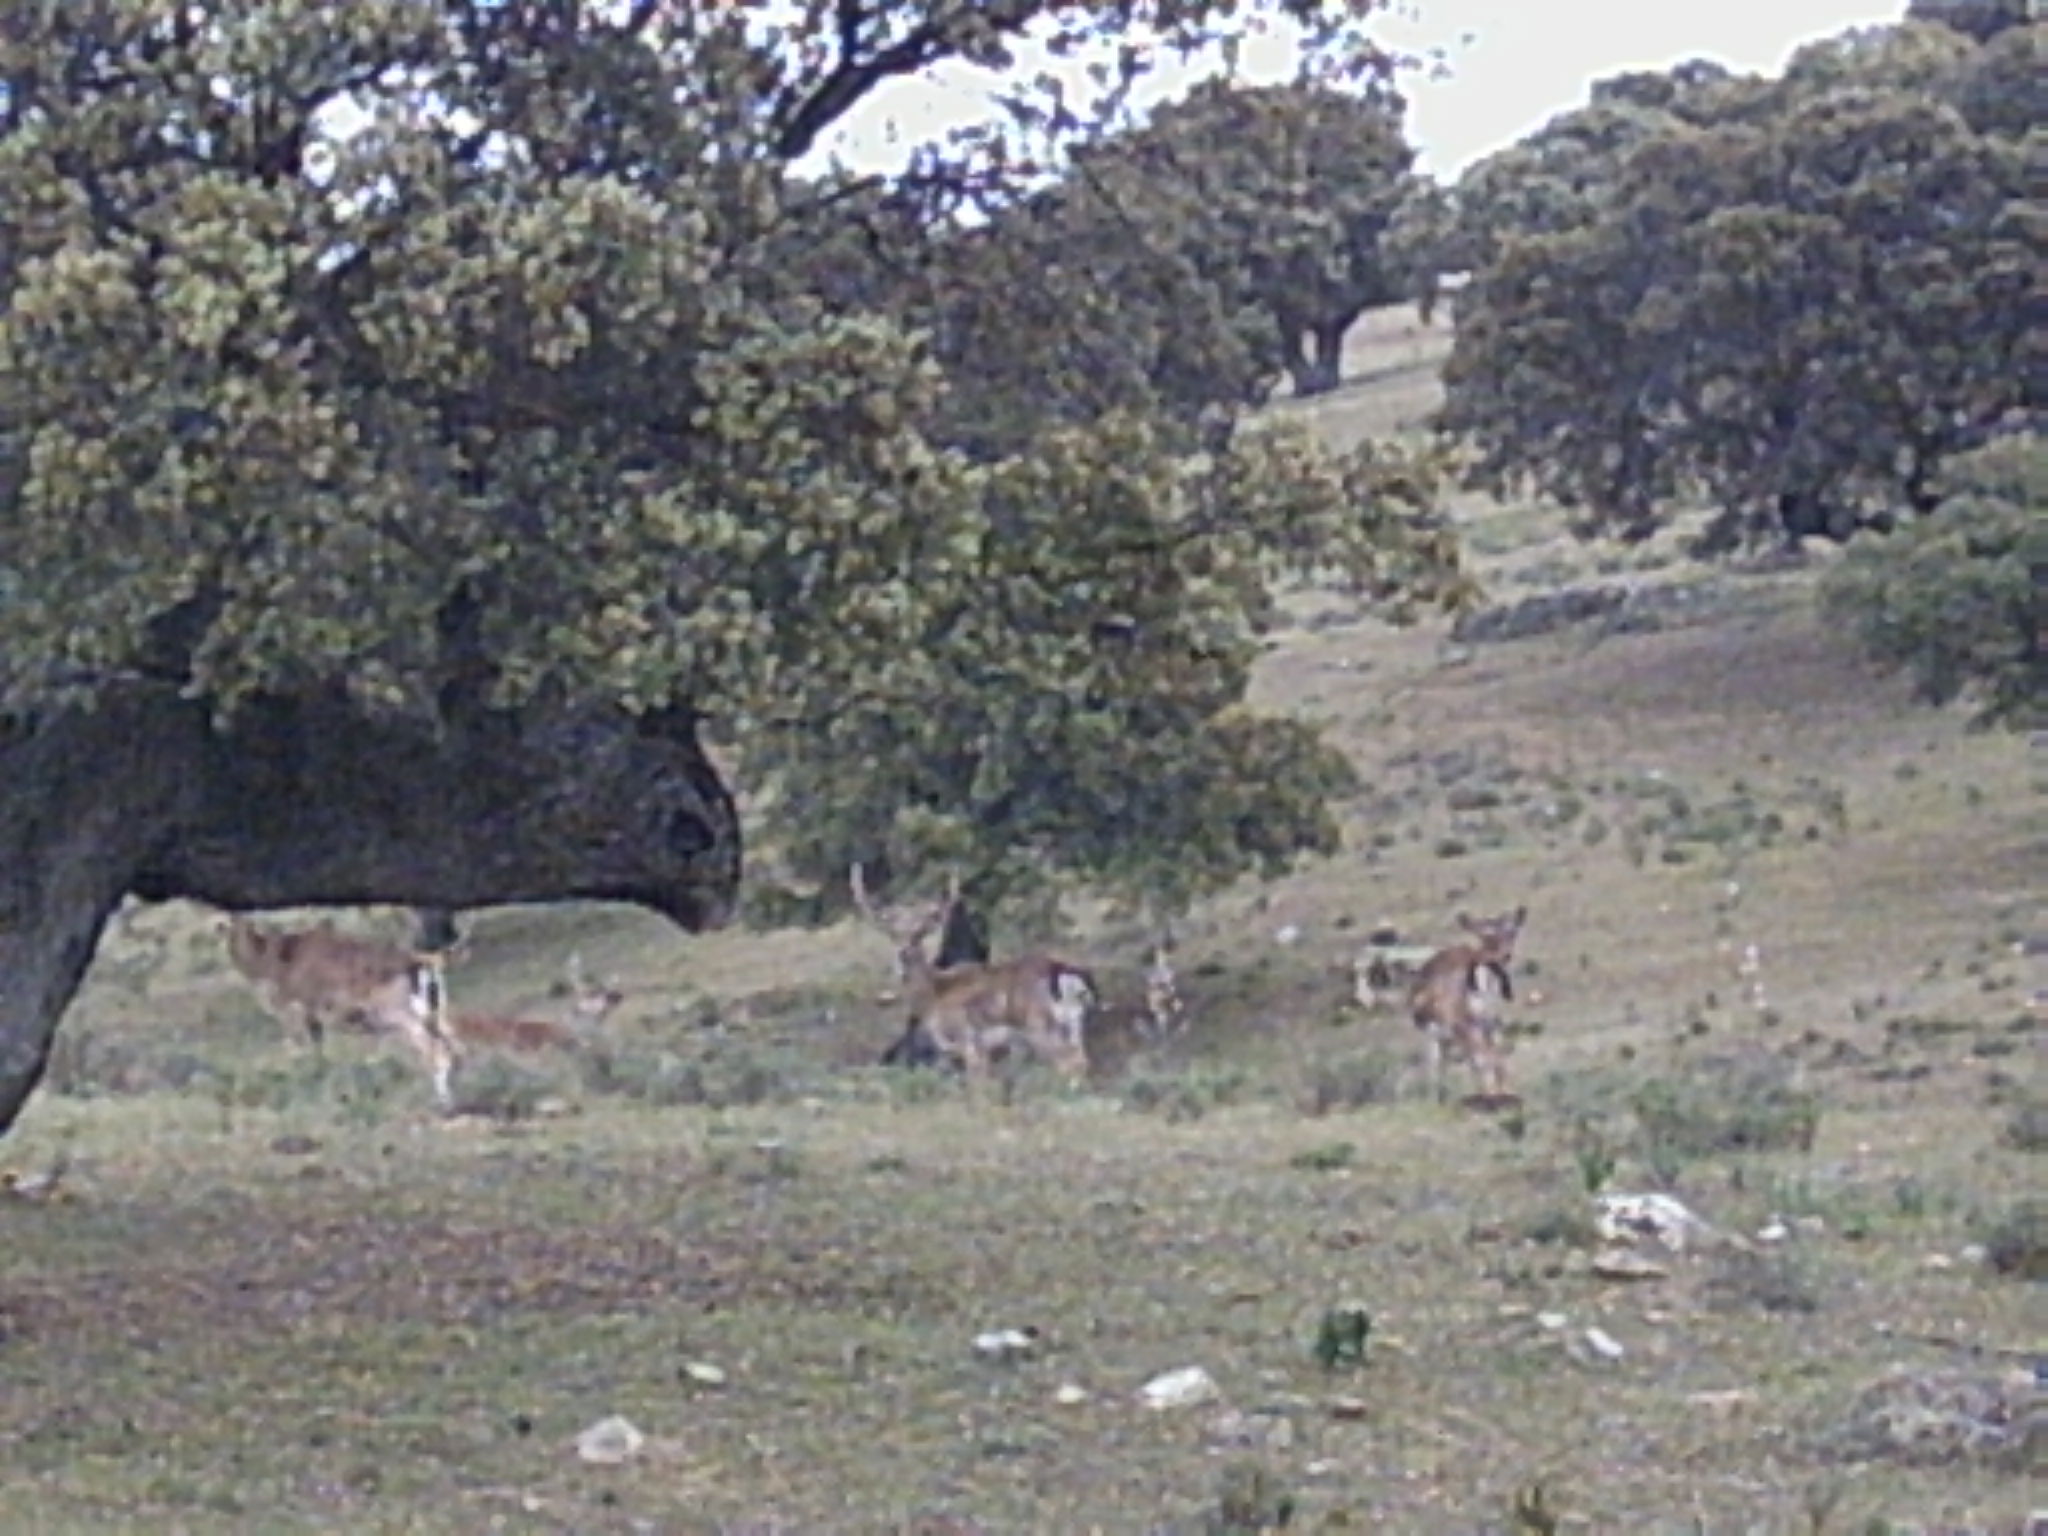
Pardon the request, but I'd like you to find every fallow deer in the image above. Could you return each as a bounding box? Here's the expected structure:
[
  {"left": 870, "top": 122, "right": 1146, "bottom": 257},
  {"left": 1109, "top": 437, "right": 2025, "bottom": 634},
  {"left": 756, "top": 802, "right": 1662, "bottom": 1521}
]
[
  {"left": 221, "top": 914, "right": 459, "bottom": 1108},
  {"left": 1409, "top": 906, "right": 1527, "bottom": 1102},
  {"left": 436, "top": 962, "right": 627, "bottom": 1055},
  {"left": 854, "top": 865, "right": 1095, "bottom": 1087}
]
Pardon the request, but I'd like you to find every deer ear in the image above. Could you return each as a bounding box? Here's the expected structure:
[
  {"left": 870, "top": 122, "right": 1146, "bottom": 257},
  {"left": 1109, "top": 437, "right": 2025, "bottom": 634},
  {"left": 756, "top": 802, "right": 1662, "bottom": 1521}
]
[
  {"left": 1456, "top": 910, "right": 1477, "bottom": 932},
  {"left": 1512, "top": 905, "right": 1528, "bottom": 927}
]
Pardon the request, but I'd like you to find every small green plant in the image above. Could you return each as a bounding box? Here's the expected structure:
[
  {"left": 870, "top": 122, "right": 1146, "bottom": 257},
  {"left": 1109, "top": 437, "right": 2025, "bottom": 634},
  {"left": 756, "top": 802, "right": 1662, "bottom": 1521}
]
[
  {"left": 1570, "top": 1117, "right": 1619, "bottom": 1195},
  {"left": 1312, "top": 1304, "right": 1372, "bottom": 1371},
  {"left": 1977, "top": 1198, "right": 2048, "bottom": 1280},
  {"left": 1509, "top": 1481, "right": 1561, "bottom": 1536},
  {"left": 1205, "top": 1460, "right": 1297, "bottom": 1535},
  {"left": 1290, "top": 1141, "right": 1357, "bottom": 1172}
]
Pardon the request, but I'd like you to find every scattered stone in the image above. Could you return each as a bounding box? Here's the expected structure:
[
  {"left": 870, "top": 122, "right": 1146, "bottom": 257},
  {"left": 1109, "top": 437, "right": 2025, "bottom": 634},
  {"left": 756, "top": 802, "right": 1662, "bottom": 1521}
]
[
  {"left": 1536, "top": 1311, "right": 1570, "bottom": 1332},
  {"left": 1757, "top": 1219, "right": 1791, "bottom": 1244},
  {"left": 574, "top": 1415, "right": 646, "bottom": 1466},
  {"left": 1274, "top": 924, "right": 1303, "bottom": 947},
  {"left": 1139, "top": 1366, "right": 1221, "bottom": 1411},
  {"left": 1685, "top": 1389, "right": 1758, "bottom": 1418},
  {"left": 681, "top": 1361, "right": 727, "bottom": 1388},
  {"left": 1923, "top": 1253, "right": 1954, "bottom": 1271},
  {"left": 1578, "top": 1327, "right": 1626, "bottom": 1364},
  {"left": 1326, "top": 1396, "right": 1371, "bottom": 1421},
  {"left": 972, "top": 1328, "right": 1039, "bottom": 1362},
  {"left": 1053, "top": 1383, "right": 1089, "bottom": 1407},
  {"left": 1207, "top": 1408, "right": 1295, "bottom": 1450},
  {"left": 1958, "top": 1244, "right": 1989, "bottom": 1265},
  {"left": 268, "top": 1134, "right": 321, "bottom": 1157},
  {"left": 1592, "top": 1248, "right": 1669, "bottom": 1282}
]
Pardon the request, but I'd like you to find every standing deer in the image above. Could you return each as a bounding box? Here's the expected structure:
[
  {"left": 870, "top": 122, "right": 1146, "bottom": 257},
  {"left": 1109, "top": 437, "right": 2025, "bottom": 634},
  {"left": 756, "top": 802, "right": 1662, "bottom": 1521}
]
[
  {"left": 854, "top": 865, "right": 1095, "bottom": 1087},
  {"left": 1409, "top": 906, "right": 1527, "bottom": 1102},
  {"left": 221, "top": 914, "right": 459, "bottom": 1108}
]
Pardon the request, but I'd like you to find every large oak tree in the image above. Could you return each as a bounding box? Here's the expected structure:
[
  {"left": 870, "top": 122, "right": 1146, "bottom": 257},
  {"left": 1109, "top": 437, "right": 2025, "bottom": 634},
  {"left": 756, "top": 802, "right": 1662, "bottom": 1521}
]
[
  {"left": 0, "top": 1, "right": 1464, "bottom": 1132},
  {"left": 1434, "top": 20, "right": 2039, "bottom": 550}
]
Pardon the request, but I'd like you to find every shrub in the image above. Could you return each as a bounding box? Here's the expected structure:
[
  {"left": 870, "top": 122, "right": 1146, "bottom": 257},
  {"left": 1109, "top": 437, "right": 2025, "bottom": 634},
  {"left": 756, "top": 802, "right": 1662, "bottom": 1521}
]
[{"left": 1820, "top": 435, "right": 2047, "bottom": 729}]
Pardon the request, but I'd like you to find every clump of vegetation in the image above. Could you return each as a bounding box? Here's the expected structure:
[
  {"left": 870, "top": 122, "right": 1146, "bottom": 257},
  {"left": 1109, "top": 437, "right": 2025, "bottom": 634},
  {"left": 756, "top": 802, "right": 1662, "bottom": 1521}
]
[
  {"left": 1817, "top": 1364, "right": 2042, "bottom": 1471},
  {"left": 1821, "top": 436, "right": 2047, "bottom": 730},
  {"left": 1205, "top": 1460, "right": 1298, "bottom": 1535},
  {"left": 1123, "top": 1064, "right": 1257, "bottom": 1122},
  {"left": 1999, "top": 1095, "right": 2048, "bottom": 1153},
  {"left": 1290, "top": 1141, "right": 1357, "bottom": 1172},
  {"left": 1976, "top": 1198, "right": 2048, "bottom": 1281},
  {"left": 1312, "top": 1304, "right": 1374, "bottom": 1371},
  {"left": 1632, "top": 1054, "right": 1822, "bottom": 1180},
  {"left": 1297, "top": 1048, "right": 1403, "bottom": 1115},
  {"left": 1704, "top": 1248, "right": 1823, "bottom": 1315},
  {"left": 446, "top": 1055, "right": 560, "bottom": 1123}
]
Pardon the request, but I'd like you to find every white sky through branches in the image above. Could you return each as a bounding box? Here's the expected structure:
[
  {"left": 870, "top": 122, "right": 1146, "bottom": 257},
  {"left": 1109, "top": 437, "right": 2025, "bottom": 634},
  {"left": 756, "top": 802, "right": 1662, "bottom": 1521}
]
[{"left": 810, "top": 0, "right": 1905, "bottom": 179}]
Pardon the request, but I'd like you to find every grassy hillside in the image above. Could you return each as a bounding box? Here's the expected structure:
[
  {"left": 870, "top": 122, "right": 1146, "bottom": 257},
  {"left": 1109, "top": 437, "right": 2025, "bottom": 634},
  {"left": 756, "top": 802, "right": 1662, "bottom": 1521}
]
[{"left": 3, "top": 308, "right": 2041, "bottom": 1535}]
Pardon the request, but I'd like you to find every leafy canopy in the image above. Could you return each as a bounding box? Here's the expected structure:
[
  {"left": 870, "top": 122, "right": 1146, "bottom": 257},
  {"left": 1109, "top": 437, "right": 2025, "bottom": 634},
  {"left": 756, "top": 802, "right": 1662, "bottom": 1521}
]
[
  {"left": 1433, "top": 20, "right": 2040, "bottom": 550},
  {"left": 0, "top": 0, "right": 1466, "bottom": 925},
  {"left": 1059, "top": 76, "right": 1424, "bottom": 397}
]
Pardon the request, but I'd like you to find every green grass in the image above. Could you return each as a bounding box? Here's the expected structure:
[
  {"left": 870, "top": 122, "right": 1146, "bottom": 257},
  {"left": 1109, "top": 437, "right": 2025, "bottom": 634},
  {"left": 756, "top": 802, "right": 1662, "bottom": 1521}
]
[{"left": 4, "top": 306, "right": 2042, "bottom": 1534}]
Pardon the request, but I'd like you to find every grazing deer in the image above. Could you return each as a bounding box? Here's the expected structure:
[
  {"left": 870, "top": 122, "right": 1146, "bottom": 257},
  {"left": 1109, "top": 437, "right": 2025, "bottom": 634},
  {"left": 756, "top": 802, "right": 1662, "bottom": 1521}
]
[
  {"left": 221, "top": 915, "right": 459, "bottom": 1108},
  {"left": 854, "top": 865, "right": 1095, "bottom": 1087},
  {"left": 1409, "top": 906, "right": 1527, "bottom": 1102}
]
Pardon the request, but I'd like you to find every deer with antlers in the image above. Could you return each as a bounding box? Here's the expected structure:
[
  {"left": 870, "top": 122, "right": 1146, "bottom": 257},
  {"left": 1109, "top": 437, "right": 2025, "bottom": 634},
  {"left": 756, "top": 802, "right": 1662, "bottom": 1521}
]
[
  {"left": 853, "top": 865, "right": 1096, "bottom": 1087},
  {"left": 221, "top": 914, "right": 459, "bottom": 1109},
  {"left": 1409, "top": 906, "right": 1526, "bottom": 1103}
]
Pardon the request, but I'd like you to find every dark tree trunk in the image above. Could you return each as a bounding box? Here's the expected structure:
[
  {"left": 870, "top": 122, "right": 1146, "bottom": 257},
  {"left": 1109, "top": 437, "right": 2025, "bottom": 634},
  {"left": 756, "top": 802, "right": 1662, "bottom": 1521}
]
[
  {"left": 1281, "top": 316, "right": 1349, "bottom": 397},
  {"left": 412, "top": 907, "right": 464, "bottom": 953},
  {"left": 0, "top": 682, "right": 740, "bottom": 1135}
]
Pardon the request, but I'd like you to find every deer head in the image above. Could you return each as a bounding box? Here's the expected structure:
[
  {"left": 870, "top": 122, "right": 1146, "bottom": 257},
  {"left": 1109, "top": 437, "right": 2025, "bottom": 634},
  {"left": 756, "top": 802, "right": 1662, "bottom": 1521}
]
[{"left": 1456, "top": 906, "right": 1527, "bottom": 967}]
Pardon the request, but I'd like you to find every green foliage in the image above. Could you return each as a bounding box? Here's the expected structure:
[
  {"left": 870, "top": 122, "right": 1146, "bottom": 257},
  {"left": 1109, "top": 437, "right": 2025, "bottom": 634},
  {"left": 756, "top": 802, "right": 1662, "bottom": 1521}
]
[
  {"left": 1066, "top": 77, "right": 1423, "bottom": 396},
  {"left": 0, "top": 1, "right": 1462, "bottom": 927},
  {"left": 1819, "top": 436, "right": 2047, "bottom": 729},
  {"left": 1436, "top": 23, "right": 2040, "bottom": 550}
]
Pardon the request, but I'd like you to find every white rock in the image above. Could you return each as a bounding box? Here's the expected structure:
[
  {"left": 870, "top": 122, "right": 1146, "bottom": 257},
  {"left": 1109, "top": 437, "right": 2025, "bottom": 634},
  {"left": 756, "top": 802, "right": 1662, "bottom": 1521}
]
[
  {"left": 1757, "top": 1219, "right": 1790, "bottom": 1244},
  {"left": 681, "top": 1361, "right": 727, "bottom": 1387},
  {"left": 1536, "top": 1311, "right": 1570, "bottom": 1331},
  {"left": 575, "top": 1415, "right": 646, "bottom": 1466},
  {"left": 1053, "top": 1383, "right": 1089, "bottom": 1406},
  {"left": 1139, "top": 1366, "right": 1221, "bottom": 1410},
  {"left": 1274, "top": 924, "right": 1303, "bottom": 947},
  {"left": 1596, "top": 1192, "right": 1715, "bottom": 1252},
  {"left": 973, "top": 1328, "right": 1038, "bottom": 1361},
  {"left": 1582, "top": 1326, "right": 1626, "bottom": 1362}
]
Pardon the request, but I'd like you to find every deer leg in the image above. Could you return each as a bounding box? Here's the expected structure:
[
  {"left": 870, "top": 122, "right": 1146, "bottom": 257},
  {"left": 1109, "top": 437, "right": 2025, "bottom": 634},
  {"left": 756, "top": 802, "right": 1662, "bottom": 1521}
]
[{"left": 1422, "top": 1027, "right": 1447, "bottom": 1104}]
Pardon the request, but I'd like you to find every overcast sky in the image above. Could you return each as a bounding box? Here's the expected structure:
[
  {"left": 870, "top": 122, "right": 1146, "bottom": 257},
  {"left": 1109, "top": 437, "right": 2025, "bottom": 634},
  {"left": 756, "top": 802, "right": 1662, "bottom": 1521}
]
[{"left": 810, "top": 0, "right": 1908, "bottom": 179}]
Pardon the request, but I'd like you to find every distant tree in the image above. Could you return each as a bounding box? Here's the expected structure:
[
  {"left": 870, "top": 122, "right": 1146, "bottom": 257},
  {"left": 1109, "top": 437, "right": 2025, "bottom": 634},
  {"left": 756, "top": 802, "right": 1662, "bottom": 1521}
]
[
  {"left": 1820, "top": 435, "right": 2047, "bottom": 728},
  {"left": 1065, "top": 78, "right": 1424, "bottom": 397},
  {"left": 0, "top": 0, "right": 1458, "bottom": 1133},
  {"left": 1434, "top": 61, "right": 1755, "bottom": 282},
  {"left": 1437, "top": 30, "right": 2038, "bottom": 549}
]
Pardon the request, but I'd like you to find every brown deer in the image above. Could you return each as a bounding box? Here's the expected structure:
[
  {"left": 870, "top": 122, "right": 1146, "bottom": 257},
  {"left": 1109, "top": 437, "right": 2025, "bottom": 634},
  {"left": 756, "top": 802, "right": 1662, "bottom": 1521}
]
[
  {"left": 854, "top": 865, "right": 1095, "bottom": 1087},
  {"left": 1408, "top": 906, "right": 1526, "bottom": 1102},
  {"left": 438, "top": 959, "right": 626, "bottom": 1055},
  {"left": 220, "top": 914, "right": 458, "bottom": 1108}
]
